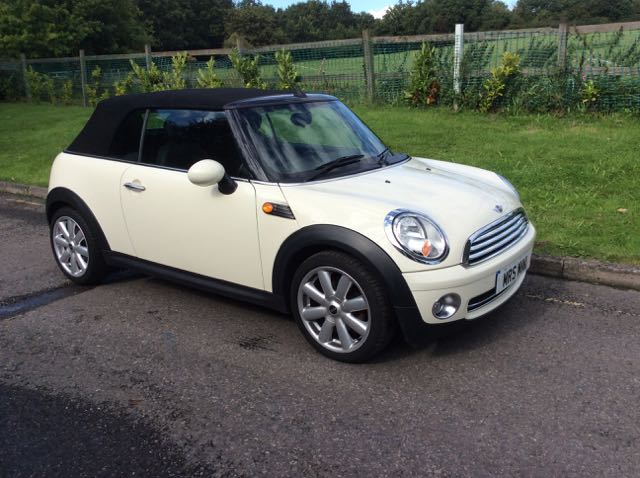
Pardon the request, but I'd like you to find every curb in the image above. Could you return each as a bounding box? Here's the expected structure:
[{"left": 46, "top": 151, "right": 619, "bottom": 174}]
[
  {"left": 530, "top": 254, "right": 640, "bottom": 292},
  {"left": 0, "top": 181, "right": 47, "bottom": 199},
  {"left": 1, "top": 181, "right": 639, "bottom": 292}
]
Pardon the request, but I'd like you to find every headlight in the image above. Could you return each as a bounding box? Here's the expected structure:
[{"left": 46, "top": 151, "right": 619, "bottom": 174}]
[
  {"left": 384, "top": 210, "right": 449, "bottom": 264},
  {"left": 497, "top": 174, "right": 520, "bottom": 200}
]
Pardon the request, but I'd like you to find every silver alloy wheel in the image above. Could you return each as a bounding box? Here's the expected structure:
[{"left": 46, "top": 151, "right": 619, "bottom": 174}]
[
  {"left": 297, "top": 266, "right": 370, "bottom": 353},
  {"left": 52, "top": 216, "right": 90, "bottom": 277}
]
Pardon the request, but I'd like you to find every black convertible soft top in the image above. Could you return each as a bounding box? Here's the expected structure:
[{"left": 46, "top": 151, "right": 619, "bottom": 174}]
[{"left": 66, "top": 88, "right": 293, "bottom": 157}]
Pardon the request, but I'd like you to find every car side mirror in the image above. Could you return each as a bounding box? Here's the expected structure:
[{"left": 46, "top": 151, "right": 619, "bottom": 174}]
[{"left": 187, "top": 159, "right": 237, "bottom": 195}]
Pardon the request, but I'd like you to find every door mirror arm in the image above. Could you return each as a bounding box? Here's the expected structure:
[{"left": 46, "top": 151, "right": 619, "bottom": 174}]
[{"left": 218, "top": 174, "right": 237, "bottom": 195}]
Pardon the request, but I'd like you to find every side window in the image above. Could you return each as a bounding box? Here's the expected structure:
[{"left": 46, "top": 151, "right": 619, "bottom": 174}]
[
  {"left": 108, "top": 109, "right": 145, "bottom": 161},
  {"left": 140, "top": 109, "right": 247, "bottom": 177}
]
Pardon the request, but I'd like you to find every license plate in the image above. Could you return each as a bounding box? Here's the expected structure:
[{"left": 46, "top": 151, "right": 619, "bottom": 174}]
[{"left": 495, "top": 255, "right": 530, "bottom": 294}]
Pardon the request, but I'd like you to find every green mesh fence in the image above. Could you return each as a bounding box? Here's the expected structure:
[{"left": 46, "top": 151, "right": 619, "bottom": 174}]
[{"left": 2, "top": 23, "right": 639, "bottom": 111}]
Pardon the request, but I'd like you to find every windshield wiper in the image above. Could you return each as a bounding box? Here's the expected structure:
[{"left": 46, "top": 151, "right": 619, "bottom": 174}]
[
  {"left": 306, "top": 154, "right": 365, "bottom": 182},
  {"left": 377, "top": 147, "right": 391, "bottom": 166}
]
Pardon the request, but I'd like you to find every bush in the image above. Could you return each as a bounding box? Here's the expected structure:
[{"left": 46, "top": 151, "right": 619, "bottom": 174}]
[
  {"left": 275, "top": 49, "right": 300, "bottom": 90},
  {"left": 229, "top": 48, "right": 267, "bottom": 89},
  {"left": 404, "top": 42, "right": 440, "bottom": 107},
  {"left": 196, "top": 57, "right": 223, "bottom": 88},
  {"left": 0, "top": 71, "right": 21, "bottom": 101},
  {"left": 86, "top": 66, "right": 111, "bottom": 107},
  {"left": 120, "top": 53, "right": 190, "bottom": 95},
  {"left": 514, "top": 71, "right": 581, "bottom": 114},
  {"left": 164, "top": 52, "right": 188, "bottom": 90},
  {"left": 126, "top": 60, "right": 165, "bottom": 92},
  {"left": 25, "top": 67, "right": 54, "bottom": 103},
  {"left": 60, "top": 80, "right": 74, "bottom": 105},
  {"left": 479, "top": 52, "right": 521, "bottom": 112}
]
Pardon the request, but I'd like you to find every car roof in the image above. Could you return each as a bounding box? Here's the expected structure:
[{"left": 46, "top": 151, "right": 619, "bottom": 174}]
[{"left": 66, "top": 88, "right": 337, "bottom": 158}]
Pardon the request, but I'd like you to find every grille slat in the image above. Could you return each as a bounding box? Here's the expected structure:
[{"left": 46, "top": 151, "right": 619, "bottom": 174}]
[
  {"left": 471, "top": 216, "right": 526, "bottom": 250},
  {"left": 465, "top": 209, "right": 529, "bottom": 266}
]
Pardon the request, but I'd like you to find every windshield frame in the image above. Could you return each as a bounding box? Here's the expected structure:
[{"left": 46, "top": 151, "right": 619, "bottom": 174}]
[{"left": 226, "top": 98, "right": 400, "bottom": 184}]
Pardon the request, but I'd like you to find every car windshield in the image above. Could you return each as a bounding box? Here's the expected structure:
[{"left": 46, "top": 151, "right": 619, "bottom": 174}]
[{"left": 235, "top": 100, "right": 396, "bottom": 183}]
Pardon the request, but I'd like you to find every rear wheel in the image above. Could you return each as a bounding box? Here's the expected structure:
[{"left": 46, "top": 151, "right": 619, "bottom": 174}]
[
  {"left": 291, "top": 250, "right": 395, "bottom": 362},
  {"left": 50, "top": 207, "right": 109, "bottom": 285}
]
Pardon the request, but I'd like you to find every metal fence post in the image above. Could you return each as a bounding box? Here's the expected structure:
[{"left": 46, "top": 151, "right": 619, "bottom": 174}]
[
  {"left": 362, "top": 29, "right": 375, "bottom": 102},
  {"left": 145, "top": 44, "right": 152, "bottom": 70},
  {"left": 79, "top": 49, "right": 88, "bottom": 107},
  {"left": 557, "top": 23, "right": 568, "bottom": 68},
  {"left": 453, "top": 23, "right": 464, "bottom": 110},
  {"left": 20, "top": 53, "right": 31, "bottom": 101}
]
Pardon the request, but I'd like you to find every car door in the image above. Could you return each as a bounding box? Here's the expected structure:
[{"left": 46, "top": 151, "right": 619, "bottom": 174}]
[{"left": 120, "top": 108, "right": 264, "bottom": 290}]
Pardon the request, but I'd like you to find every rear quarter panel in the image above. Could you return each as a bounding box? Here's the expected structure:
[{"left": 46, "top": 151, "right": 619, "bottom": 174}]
[{"left": 48, "top": 153, "right": 135, "bottom": 256}]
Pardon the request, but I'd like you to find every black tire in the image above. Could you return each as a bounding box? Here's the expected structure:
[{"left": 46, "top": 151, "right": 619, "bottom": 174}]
[
  {"left": 290, "top": 250, "right": 396, "bottom": 363},
  {"left": 49, "top": 206, "right": 109, "bottom": 285}
]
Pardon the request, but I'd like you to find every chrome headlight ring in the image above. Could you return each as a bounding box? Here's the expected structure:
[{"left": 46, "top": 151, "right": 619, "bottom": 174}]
[{"left": 384, "top": 209, "right": 449, "bottom": 265}]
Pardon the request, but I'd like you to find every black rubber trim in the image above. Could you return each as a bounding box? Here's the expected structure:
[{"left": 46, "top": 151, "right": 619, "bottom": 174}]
[
  {"left": 46, "top": 187, "right": 111, "bottom": 252},
  {"left": 104, "top": 251, "right": 288, "bottom": 313},
  {"left": 269, "top": 203, "right": 295, "bottom": 219},
  {"left": 271, "top": 224, "right": 438, "bottom": 345}
]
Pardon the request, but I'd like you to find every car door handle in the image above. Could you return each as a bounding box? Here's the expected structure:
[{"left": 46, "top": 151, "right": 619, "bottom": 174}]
[{"left": 123, "top": 182, "right": 146, "bottom": 192}]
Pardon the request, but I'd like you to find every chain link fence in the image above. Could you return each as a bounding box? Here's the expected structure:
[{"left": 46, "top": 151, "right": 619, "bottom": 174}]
[{"left": 1, "top": 20, "right": 639, "bottom": 111}]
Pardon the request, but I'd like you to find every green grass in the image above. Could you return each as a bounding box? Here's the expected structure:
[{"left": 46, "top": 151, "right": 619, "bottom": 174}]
[
  {"left": 0, "top": 103, "right": 89, "bottom": 186},
  {"left": 354, "top": 106, "right": 640, "bottom": 264},
  {"left": 0, "top": 101, "right": 638, "bottom": 264}
]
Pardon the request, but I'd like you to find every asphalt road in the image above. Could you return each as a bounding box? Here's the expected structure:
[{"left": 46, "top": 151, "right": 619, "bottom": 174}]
[{"left": 1, "top": 192, "right": 639, "bottom": 477}]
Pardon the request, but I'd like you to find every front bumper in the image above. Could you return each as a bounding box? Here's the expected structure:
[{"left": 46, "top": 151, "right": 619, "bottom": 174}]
[{"left": 401, "top": 224, "right": 536, "bottom": 326}]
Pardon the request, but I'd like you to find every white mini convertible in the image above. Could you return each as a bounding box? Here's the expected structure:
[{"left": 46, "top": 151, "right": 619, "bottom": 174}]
[{"left": 48, "top": 88, "right": 535, "bottom": 362}]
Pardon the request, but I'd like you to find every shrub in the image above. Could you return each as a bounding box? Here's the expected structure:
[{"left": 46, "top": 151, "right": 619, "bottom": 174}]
[
  {"left": 580, "top": 79, "right": 600, "bottom": 110},
  {"left": 164, "top": 52, "right": 188, "bottom": 90},
  {"left": 229, "top": 48, "right": 267, "bottom": 89},
  {"left": 25, "top": 67, "right": 54, "bottom": 103},
  {"left": 114, "top": 75, "right": 134, "bottom": 96},
  {"left": 0, "top": 71, "right": 20, "bottom": 101},
  {"left": 515, "top": 71, "right": 581, "bottom": 114},
  {"left": 275, "top": 49, "right": 300, "bottom": 90},
  {"left": 126, "top": 60, "right": 164, "bottom": 92},
  {"left": 196, "top": 57, "right": 223, "bottom": 88},
  {"left": 404, "top": 42, "right": 440, "bottom": 106},
  {"left": 86, "top": 66, "right": 110, "bottom": 107},
  {"left": 479, "top": 52, "right": 521, "bottom": 113},
  {"left": 60, "top": 80, "right": 74, "bottom": 104}
]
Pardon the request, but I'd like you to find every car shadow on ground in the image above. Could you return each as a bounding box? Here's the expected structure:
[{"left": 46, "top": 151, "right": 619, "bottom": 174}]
[{"left": 103, "top": 270, "right": 541, "bottom": 365}]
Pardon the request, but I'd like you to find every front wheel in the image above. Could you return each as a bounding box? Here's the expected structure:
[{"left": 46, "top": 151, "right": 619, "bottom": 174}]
[{"left": 291, "top": 250, "right": 395, "bottom": 362}]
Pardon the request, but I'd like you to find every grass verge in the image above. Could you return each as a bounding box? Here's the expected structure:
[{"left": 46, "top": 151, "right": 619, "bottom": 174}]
[{"left": 0, "top": 101, "right": 638, "bottom": 264}]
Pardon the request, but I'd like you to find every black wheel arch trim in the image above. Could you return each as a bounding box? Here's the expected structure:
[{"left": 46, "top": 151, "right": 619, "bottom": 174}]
[
  {"left": 274, "top": 225, "right": 410, "bottom": 298},
  {"left": 272, "top": 225, "right": 434, "bottom": 345},
  {"left": 46, "top": 187, "right": 111, "bottom": 252}
]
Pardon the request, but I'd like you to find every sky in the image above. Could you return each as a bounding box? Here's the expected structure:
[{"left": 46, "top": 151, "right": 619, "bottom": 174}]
[{"left": 264, "top": 0, "right": 517, "bottom": 19}]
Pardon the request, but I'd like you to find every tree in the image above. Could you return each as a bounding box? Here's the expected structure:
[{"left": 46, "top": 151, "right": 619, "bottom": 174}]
[
  {"left": 0, "top": 0, "right": 149, "bottom": 58},
  {"left": 0, "top": 0, "right": 84, "bottom": 57},
  {"left": 137, "top": 0, "right": 233, "bottom": 50},
  {"left": 374, "top": 1, "right": 421, "bottom": 36},
  {"left": 224, "top": 0, "right": 286, "bottom": 47},
  {"left": 511, "top": 0, "right": 636, "bottom": 27},
  {"left": 375, "top": 0, "right": 511, "bottom": 36},
  {"left": 279, "top": 1, "right": 374, "bottom": 43},
  {"left": 72, "top": 0, "right": 149, "bottom": 53}
]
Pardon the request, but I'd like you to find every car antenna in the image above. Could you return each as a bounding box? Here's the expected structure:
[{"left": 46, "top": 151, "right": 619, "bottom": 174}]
[{"left": 293, "top": 85, "right": 307, "bottom": 98}]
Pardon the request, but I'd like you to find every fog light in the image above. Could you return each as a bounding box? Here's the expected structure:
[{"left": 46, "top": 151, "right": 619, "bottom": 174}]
[{"left": 432, "top": 293, "right": 461, "bottom": 319}]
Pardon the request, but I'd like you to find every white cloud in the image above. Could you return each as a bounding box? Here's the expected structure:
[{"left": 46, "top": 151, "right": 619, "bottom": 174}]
[{"left": 369, "top": 5, "right": 390, "bottom": 19}]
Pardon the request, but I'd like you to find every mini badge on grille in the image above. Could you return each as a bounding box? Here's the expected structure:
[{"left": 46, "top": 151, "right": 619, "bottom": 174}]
[{"left": 494, "top": 204, "right": 504, "bottom": 213}]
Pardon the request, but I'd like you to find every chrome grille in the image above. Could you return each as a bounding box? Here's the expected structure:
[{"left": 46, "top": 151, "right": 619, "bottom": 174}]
[{"left": 464, "top": 209, "right": 529, "bottom": 266}]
